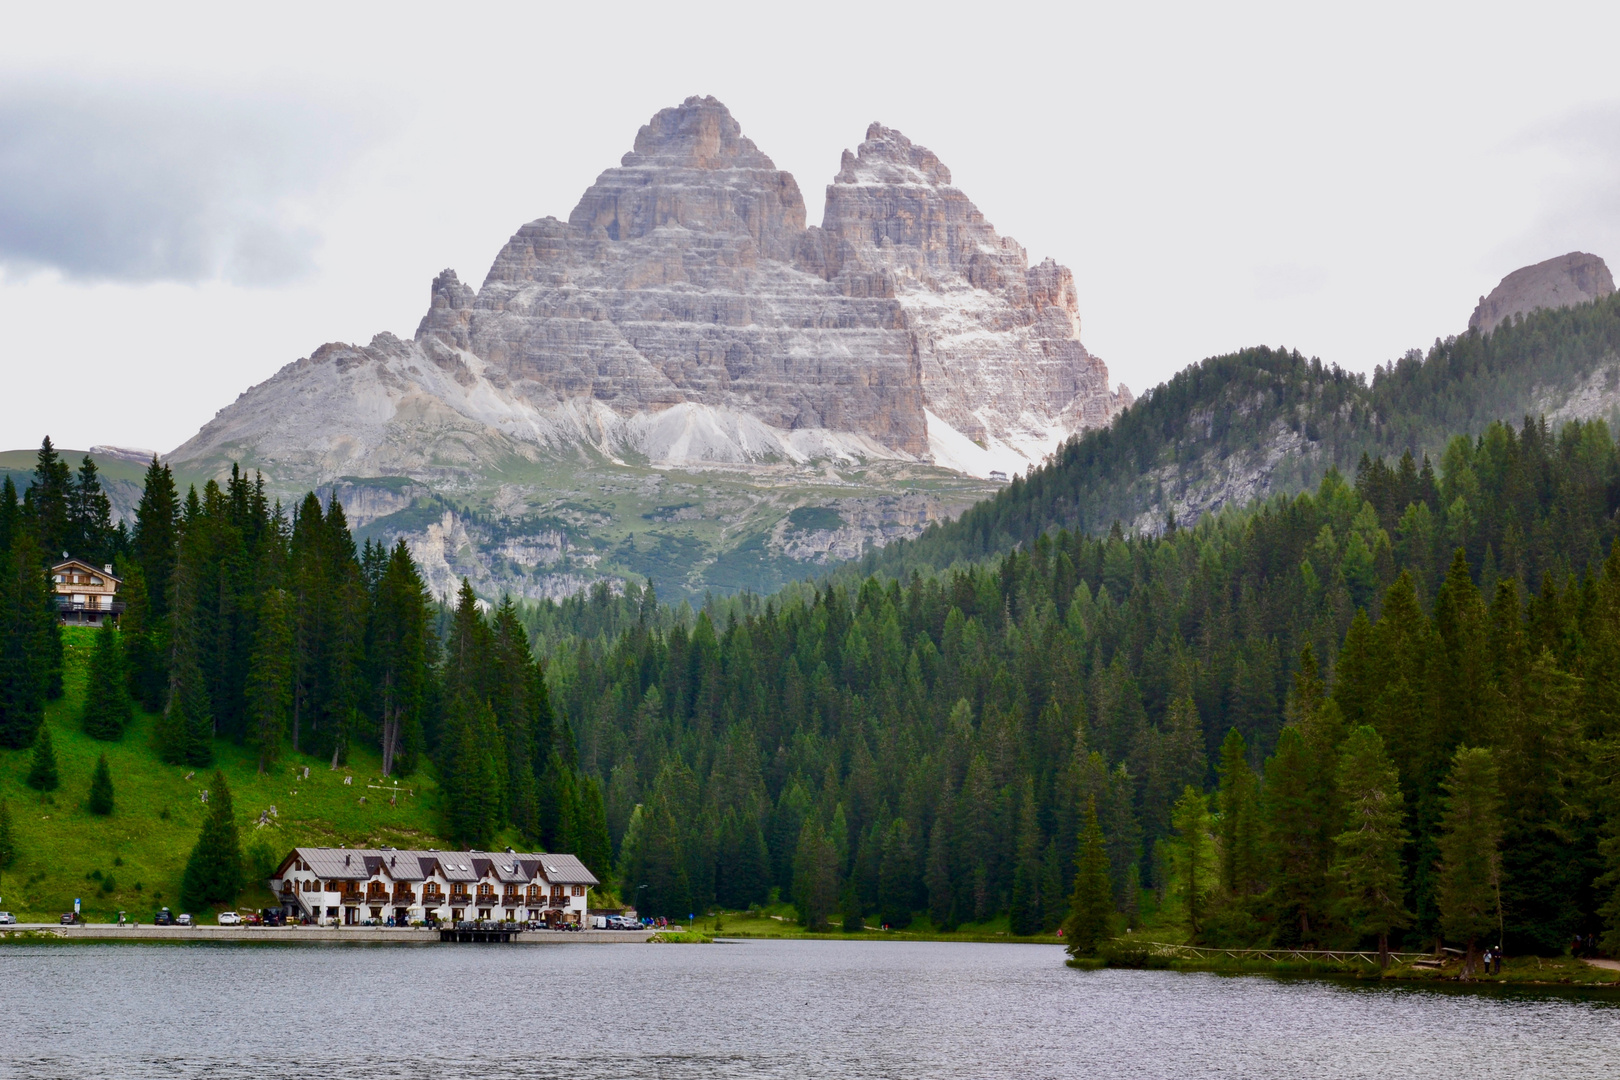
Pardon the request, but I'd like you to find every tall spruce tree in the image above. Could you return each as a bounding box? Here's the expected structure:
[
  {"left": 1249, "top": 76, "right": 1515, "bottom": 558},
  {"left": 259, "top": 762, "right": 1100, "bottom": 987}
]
[
  {"left": 793, "top": 819, "right": 840, "bottom": 930},
  {"left": 441, "top": 696, "right": 503, "bottom": 849},
  {"left": 0, "top": 797, "right": 15, "bottom": 885},
  {"left": 878, "top": 818, "right": 919, "bottom": 928},
  {"left": 80, "top": 618, "right": 132, "bottom": 740},
  {"left": 1009, "top": 780, "right": 1045, "bottom": 935},
  {"left": 87, "top": 752, "right": 115, "bottom": 815},
  {"left": 1063, "top": 797, "right": 1114, "bottom": 957},
  {"left": 367, "top": 541, "right": 432, "bottom": 777},
  {"left": 26, "top": 437, "right": 72, "bottom": 559},
  {"left": 1331, "top": 725, "right": 1410, "bottom": 964},
  {"left": 156, "top": 550, "right": 213, "bottom": 767},
  {"left": 1170, "top": 786, "right": 1213, "bottom": 940},
  {"left": 180, "top": 770, "right": 243, "bottom": 910},
  {"left": 0, "top": 529, "right": 58, "bottom": 748},
  {"left": 1263, "top": 726, "right": 1328, "bottom": 943},
  {"left": 68, "top": 455, "right": 114, "bottom": 565},
  {"left": 244, "top": 587, "right": 294, "bottom": 772},
  {"left": 1216, "top": 727, "right": 1262, "bottom": 899},
  {"left": 26, "top": 725, "right": 59, "bottom": 792},
  {"left": 1436, "top": 747, "right": 1504, "bottom": 976}
]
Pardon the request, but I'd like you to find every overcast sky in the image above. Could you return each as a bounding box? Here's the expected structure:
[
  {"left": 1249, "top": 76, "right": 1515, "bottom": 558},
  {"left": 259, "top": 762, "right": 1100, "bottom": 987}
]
[{"left": 3, "top": 0, "right": 1619, "bottom": 454}]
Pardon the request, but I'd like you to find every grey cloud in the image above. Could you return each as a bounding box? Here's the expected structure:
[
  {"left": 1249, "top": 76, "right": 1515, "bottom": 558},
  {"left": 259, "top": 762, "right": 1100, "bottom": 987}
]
[
  {"left": 0, "top": 81, "right": 376, "bottom": 285},
  {"left": 1494, "top": 101, "right": 1620, "bottom": 272}
]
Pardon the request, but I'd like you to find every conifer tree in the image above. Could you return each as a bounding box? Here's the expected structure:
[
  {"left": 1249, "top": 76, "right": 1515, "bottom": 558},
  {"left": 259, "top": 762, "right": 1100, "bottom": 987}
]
[
  {"left": 0, "top": 529, "right": 57, "bottom": 748},
  {"left": 87, "top": 752, "right": 114, "bottom": 815},
  {"left": 156, "top": 549, "right": 213, "bottom": 767},
  {"left": 1170, "top": 786, "right": 1213, "bottom": 940},
  {"left": 367, "top": 541, "right": 432, "bottom": 777},
  {"left": 1332, "top": 725, "right": 1410, "bottom": 964},
  {"left": 1063, "top": 797, "right": 1114, "bottom": 957},
  {"left": 180, "top": 770, "right": 243, "bottom": 910},
  {"left": 1009, "top": 780, "right": 1045, "bottom": 935},
  {"left": 81, "top": 618, "right": 132, "bottom": 740},
  {"left": 244, "top": 587, "right": 294, "bottom": 772},
  {"left": 68, "top": 455, "right": 114, "bottom": 564},
  {"left": 793, "top": 819, "right": 839, "bottom": 930},
  {"left": 1263, "top": 727, "right": 1328, "bottom": 943},
  {"left": 1436, "top": 747, "right": 1503, "bottom": 977},
  {"left": 0, "top": 798, "right": 15, "bottom": 886},
  {"left": 574, "top": 774, "right": 615, "bottom": 884},
  {"left": 441, "top": 697, "right": 502, "bottom": 849},
  {"left": 25, "top": 725, "right": 59, "bottom": 792},
  {"left": 878, "top": 818, "right": 918, "bottom": 928},
  {"left": 1216, "top": 727, "right": 1262, "bottom": 899},
  {"left": 27, "top": 436, "right": 72, "bottom": 559},
  {"left": 129, "top": 457, "right": 178, "bottom": 696}
]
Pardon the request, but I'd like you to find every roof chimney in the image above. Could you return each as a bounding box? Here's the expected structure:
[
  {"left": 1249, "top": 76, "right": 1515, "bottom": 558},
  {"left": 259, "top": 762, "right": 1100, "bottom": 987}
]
[{"left": 104, "top": 564, "right": 113, "bottom": 574}]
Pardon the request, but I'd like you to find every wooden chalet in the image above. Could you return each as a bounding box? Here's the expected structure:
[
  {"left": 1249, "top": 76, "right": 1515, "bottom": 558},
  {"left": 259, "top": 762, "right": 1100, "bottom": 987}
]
[{"left": 51, "top": 558, "right": 123, "bottom": 626}]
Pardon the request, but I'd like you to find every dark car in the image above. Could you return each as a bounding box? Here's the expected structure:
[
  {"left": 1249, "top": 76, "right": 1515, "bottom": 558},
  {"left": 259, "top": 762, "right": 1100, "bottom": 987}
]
[
  {"left": 153, "top": 908, "right": 175, "bottom": 926},
  {"left": 59, "top": 913, "right": 76, "bottom": 925}
]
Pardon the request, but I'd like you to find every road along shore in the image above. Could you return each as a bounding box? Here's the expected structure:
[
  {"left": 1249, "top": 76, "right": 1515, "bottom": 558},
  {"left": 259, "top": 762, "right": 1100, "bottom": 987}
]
[{"left": 3, "top": 923, "right": 656, "bottom": 944}]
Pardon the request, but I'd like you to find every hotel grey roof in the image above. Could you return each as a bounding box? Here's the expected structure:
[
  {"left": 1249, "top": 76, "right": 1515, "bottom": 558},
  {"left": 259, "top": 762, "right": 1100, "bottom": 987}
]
[{"left": 278, "top": 847, "right": 599, "bottom": 887}]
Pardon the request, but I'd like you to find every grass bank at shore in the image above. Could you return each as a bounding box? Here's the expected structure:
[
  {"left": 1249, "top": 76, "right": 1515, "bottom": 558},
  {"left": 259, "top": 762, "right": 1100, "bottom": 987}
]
[
  {"left": 694, "top": 907, "right": 1061, "bottom": 945},
  {"left": 1069, "top": 937, "right": 1620, "bottom": 987}
]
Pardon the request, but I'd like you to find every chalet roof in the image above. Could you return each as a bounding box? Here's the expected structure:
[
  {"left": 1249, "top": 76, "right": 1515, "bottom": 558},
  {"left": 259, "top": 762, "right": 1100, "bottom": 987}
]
[
  {"left": 532, "top": 853, "right": 599, "bottom": 886},
  {"left": 50, "top": 558, "right": 121, "bottom": 583},
  {"left": 278, "top": 846, "right": 600, "bottom": 887}
]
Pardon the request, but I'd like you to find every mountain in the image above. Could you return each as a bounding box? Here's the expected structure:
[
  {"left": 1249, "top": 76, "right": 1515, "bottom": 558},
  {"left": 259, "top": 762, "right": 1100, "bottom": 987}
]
[
  {"left": 869, "top": 257, "right": 1620, "bottom": 574},
  {"left": 166, "top": 97, "right": 1128, "bottom": 599},
  {"left": 1469, "top": 251, "right": 1614, "bottom": 335}
]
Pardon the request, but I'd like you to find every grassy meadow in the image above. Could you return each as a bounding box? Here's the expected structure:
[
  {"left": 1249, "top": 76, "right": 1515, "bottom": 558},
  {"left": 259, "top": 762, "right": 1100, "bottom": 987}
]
[{"left": 0, "top": 626, "right": 455, "bottom": 923}]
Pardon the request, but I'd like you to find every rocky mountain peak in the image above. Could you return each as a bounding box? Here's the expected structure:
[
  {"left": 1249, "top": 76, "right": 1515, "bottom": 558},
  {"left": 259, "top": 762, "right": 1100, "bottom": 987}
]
[
  {"left": 624, "top": 95, "right": 772, "bottom": 170},
  {"left": 834, "top": 124, "right": 953, "bottom": 187},
  {"left": 1469, "top": 251, "right": 1614, "bottom": 335},
  {"left": 565, "top": 96, "right": 806, "bottom": 254}
]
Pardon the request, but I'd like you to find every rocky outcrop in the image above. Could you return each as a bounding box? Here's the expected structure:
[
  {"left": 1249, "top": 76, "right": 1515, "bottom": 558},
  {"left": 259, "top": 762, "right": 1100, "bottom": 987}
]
[
  {"left": 174, "top": 96, "right": 1125, "bottom": 484},
  {"left": 1469, "top": 252, "right": 1614, "bottom": 335}
]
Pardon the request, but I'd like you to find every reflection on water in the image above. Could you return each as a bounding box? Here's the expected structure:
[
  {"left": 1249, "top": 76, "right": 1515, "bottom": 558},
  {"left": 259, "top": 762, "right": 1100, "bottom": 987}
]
[{"left": 1, "top": 938, "right": 1616, "bottom": 1078}]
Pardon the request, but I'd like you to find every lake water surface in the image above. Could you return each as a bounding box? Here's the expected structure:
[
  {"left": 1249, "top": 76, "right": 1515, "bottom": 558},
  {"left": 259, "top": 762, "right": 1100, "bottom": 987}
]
[{"left": 2, "top": 938, "right": 1617, "bottom": 1078}]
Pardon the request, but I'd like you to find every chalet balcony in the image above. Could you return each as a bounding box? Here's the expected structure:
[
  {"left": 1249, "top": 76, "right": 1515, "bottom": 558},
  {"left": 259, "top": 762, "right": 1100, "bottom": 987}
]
[
  {"left": 391, "top": 891, "right": 416, "bottom": 903},
  {"left": 55, "top": 599, "right": 125, "bottom": 614}
]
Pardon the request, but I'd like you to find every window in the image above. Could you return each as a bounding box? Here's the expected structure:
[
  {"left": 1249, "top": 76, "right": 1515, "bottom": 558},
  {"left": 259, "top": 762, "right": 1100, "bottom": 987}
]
[{"left": 572, "top": 885, "right": 584, "bottom": 896}]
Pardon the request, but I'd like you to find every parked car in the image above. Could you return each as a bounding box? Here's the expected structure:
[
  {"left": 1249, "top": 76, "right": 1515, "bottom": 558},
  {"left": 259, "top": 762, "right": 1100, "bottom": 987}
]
[
  {"left": 153, "top": 908, "right": 174, "bottom": 926},
  {"left": 608, "top": 915, "right": 640, "bottom": 930},
  {"left": 217, "top": 911, "right": 242, "bottom": 926},
  {"left": 0, "top": 911, "right": 15, "bottom": 925},
  {"left": 176, "top": 913, "right": 193, "bottom": 926},
  {"left": 60, "top": 913, "right": 76, "bottom": 925}
]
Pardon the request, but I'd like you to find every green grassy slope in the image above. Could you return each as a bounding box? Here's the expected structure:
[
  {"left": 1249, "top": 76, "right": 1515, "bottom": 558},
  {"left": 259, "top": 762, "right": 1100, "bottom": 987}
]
[{"left": 0, "top": 628, "right": 456, "bottom": 924}]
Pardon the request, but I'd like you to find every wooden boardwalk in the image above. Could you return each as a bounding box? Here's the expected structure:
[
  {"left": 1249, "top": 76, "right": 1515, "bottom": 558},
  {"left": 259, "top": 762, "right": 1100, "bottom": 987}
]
[{"left": 1131, "top": 941, "right": 1431, "bottom": 965}]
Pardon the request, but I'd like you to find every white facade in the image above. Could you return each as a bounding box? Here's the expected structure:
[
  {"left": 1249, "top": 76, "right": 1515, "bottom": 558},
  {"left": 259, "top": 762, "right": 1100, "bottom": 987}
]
[{"left": 270, "top": 847, "right": 597, "bottom": 926}]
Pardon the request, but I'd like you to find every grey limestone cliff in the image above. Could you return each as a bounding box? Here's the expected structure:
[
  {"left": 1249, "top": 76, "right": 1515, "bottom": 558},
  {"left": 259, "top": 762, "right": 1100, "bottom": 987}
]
[{"left": 1469, "top": 251, "right": 1613, "bottom": 335}]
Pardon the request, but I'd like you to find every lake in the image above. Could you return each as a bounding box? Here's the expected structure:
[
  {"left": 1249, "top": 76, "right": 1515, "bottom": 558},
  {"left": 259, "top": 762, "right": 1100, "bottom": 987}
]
[{"left": 1, "top": 938, "right": 1616, "bottom": 1078}]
